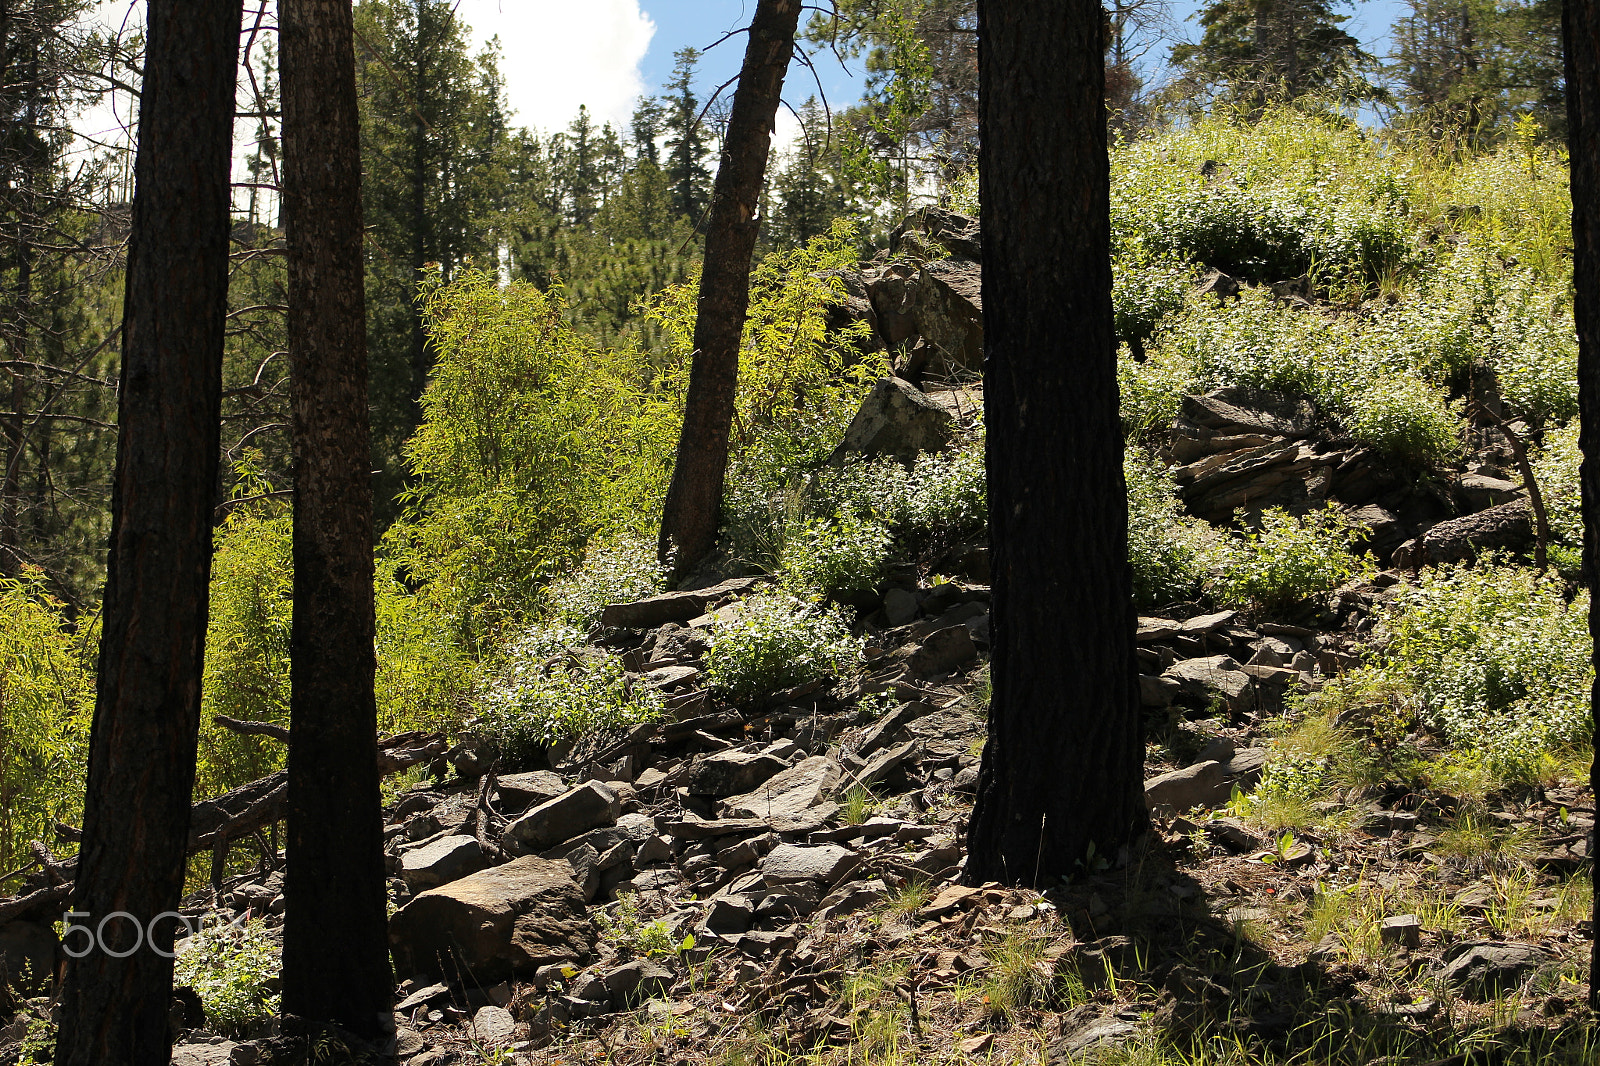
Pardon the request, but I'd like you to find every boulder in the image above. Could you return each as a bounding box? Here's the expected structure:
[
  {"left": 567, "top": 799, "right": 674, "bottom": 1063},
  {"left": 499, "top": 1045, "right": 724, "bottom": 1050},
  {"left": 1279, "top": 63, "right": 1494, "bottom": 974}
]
[
  {"left": 1163, "top": 655, "right": 1254, "bottom": 714},
  {"left": 389, "top": 856, "right": 594, "bottom": 982},
  {"left": 907, "top": 625, "right": 978, "bottom": 677},
  {"left": 398, "top": 834, "right": 484, "bottom": 891},
  {"left": 1393, "top": 500, "right": 1533, "bottom": 568},
  {"left": 890, "top": 206, "right": 981, "bottom": 261},
  {"left": 505, "top": 781, "right": 621, "bottom": 851},
  {"left": 915, "top": 258, "right": 984, "bottom": 371},
  {"left": 721, "top": 755, "right": 840, "bottom": 820},
  {"left": 599, "top": 576, "right": 761, "bottom": 630},
  {"left": 681, "top": 750, "right": 789, "bottom": 798},
  {"left": 603, "top": 957, "right": 673, "bottom": 1000},
  {"left": 496, "top": 770, "right": 567, "bottom": 810},
  {"left": 760, "top": 843, "right": 859, "bottom": 886},
  {"left": 828, "top": 377, "right": 954, "bottom": 463},
  {"left": 471, "top": 1004, "right": 517, "bottom": 1047},
  {"left": 1144, "top": 761, "right": 1230, "bottom": 814},
  {"left": 1437, "top": 941, "right": 1555, "bottom": 999}
]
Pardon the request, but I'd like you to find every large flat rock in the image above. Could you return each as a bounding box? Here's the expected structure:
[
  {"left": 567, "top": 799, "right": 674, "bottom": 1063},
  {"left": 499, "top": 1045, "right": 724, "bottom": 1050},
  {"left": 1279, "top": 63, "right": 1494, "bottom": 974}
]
[{"left": 389, "top": 855, "right": 594, "bottom": 982}]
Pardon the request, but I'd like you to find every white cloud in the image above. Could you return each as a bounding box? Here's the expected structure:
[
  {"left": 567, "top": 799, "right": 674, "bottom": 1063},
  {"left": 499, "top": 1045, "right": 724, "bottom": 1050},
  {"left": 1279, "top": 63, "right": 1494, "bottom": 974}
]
[{"left": 457, "top": 0, "right": 654, "bottom": 134}]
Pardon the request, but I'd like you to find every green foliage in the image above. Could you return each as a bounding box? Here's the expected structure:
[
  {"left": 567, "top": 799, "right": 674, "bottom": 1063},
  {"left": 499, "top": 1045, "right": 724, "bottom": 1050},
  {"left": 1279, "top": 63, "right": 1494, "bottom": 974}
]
[
  {"left": 1113, "top": 255, "right": 1194, "bottom": 353},
  {"left": 539, "top": 535, "right": 667, "bottom": 631},
  {"left": 1345, "top": 373, "right": 1462, "bottom": 463},
  {"left": 1208, "top": 505, "right": 1373, "bottom": 612},
  {"left": 0, "top": 570, "right": 92, "bottom": 887},
  {"left": 1125, "top": 449, "right": 1210, "bottom": 607},
  {"left": 1357, "top": 564, "right": 1591, "bottom": 781},
  {"left": 173, "top": 918, "right": 281, "bottom": 1038},
  {"left": 397, "top": 270, "right": 679, "bottom": 640},
  {"left": 1533, "top": 420, "right": 1580, "bottom": 551},
  {"left": 476, "top": 644, "right": 664, "bottom": 769},
  {"left": 597, "top": 892, "right": 694, "bottom": 960},
  {"left": 704, "top": 592, "right": 864, "bottom": 702},
  {"left": 780, "top": 514, "right": 893, "bottom": 598},
  {"left": 198, "top": 502, "right": 293, "bottom": 798}
]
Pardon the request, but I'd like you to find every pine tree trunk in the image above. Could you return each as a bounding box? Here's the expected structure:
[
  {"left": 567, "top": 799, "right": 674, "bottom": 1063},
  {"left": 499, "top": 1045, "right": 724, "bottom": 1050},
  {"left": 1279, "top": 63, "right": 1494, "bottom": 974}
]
[
  {"left": 964, "top": 0, "right": 1149, "bottom": 886},
  {"left": 657, "top": 0, "right": 802, "bottom": 574},
  {"left": 279, "top": 0, "right": 394, "bottom": 1040},
  {"left": 1561, "top": 0, "right": 1600, "bottom": 1013},
  {"left": 53, "top": 2, "right": 241, "bottom": 1061}
]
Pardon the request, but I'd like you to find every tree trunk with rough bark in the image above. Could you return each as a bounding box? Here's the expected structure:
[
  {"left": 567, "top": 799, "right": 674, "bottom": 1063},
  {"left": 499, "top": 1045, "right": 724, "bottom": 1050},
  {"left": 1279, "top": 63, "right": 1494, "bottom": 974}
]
[
  {"left": 53, "top": 2, "right": 241, "bottom": 1062},
  {"left": 657, "top": 0, "right": 802, "bottom": 574},
  {"left": 279, "top": 0, "right": 394, "bottom": 1040},
  {"left": 964, "top": 0, "right": 1149, "bottom": 886},
  {"left": 1562, "top": 0, "right": 1600, "bottom": 1013}
]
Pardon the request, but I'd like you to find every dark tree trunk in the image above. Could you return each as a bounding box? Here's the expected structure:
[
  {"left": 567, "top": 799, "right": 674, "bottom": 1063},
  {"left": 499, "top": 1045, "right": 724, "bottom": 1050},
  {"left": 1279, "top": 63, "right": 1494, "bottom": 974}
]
[
  {"left": 280, "top": 0, "right": 394, "bottom": 1040},
  {"left": 1562, "top": 0, "right": 1600, "bottom": 1013},
  {"left": 657, "top": 0, "right": 802, "bottom": 574},
  {"left": 964, "top": 0, "right": 1149, "bottom": 886},
  {"left": 53, "top": 2, "right": 241, "bottom": 1062}
]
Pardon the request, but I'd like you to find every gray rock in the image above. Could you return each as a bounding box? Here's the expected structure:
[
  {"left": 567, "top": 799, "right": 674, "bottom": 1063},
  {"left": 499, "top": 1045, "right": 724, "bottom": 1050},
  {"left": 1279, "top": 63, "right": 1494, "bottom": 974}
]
[
  {"left": 843, "top": 740, "right": 916, "bottom": 792},
  {"left": 599, "top": 576, "right": 762, "bottom": 630},
  {"left": 1144, "top": 761, "right": 1230, "bottom": 814},
  {"left": 726, "top": 752, "right": 844, "bottom": 816},
  {"left": 505, "top": 781, "right": 621, "bottom": 850},
  {"left": 1380, "top": 914, "right": 1422, "bottom": 948},
  {"left": 1139, "top": 673, "right": 1180, "bottom": 708},
  {"left": 398, "top": 834, "right": 484, "bottom": 891},
  {"left": 1396, "top": 500, "right": 1533, "bottom": 568},
  {"left": 702, "top": 896, "right": 755, "bottom": 935},
  {"left": 0, "top": 920, "right": 57, "bottom": 997},
  {"left": 603, "top": 957, "right": 674, "bottom": 999},
  {"left": 389, "top": 855, "right": 594, "bottom": 982},
  {"left": 760, "top": 843, "right": 859, "bottom": 886},
  {"left": 907, "top": 624, "right": 978, "bottom": 677},
  {"left": 682, "top": 750, "right": 789, "bottom": 797},
  {"left": 883, "top": 587, "right": 919, "bottom": 627},
  {"left": 829, "top": 377, "right": 954, "bottom": 462},
  {"left": 1457, "top": 473, "right": 1522, "bottom": 512},
  {"left": 855, "top": 701, "right": 934, "bottom": 758},
  {"left": 471, "top": 1004, "right": 517, "bottom": 1047},
  {"left": 1438, "top": 941, "right": 1555, "bottom": 998},
  {"left": 496, "top": 770, "right": 567, "bottom": 810},
  {"left": 171, "top": 1043, "right": 238, "bottom": 1066},
  {"left": 1163, "top": 655, "right": 1254, "bottom": 714}
]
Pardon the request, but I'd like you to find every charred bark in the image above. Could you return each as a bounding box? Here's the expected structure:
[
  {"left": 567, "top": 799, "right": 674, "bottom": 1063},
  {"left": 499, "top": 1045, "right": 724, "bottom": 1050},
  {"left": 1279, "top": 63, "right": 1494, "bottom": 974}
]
[
  {"left": 279, "top": 0, "right": 394, "bottom": 1039},
  {"left": 53, "top": 2, "right": 241, "bottom": 1062},
  {"left": 657, "top": 0, "right": 802, "bottom": 574},
  {"left": 1562, "top": 0, "right": 1600, "bottom": 1013},
  {"left": 964, "top": 0, "right": 1149, "bottom": 886}
]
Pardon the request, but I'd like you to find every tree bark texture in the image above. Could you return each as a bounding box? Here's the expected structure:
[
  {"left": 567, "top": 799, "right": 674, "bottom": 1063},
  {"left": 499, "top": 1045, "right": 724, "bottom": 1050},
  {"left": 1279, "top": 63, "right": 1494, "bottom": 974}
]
[
  {"left": 657, "top": 0, "right": 801, "bottom": 574},
  {"left": 53, "top": 2, "right": 241, "bottom": 1062},
  {"left": 964, "top": 0, "right": 1149, "bottom": 886},
  {"left": 280, "top": 0, "right": 394, "bottom": 1039},
  {"left": 1562, "top": 0, "right": 1600, "bottom": 1012}
]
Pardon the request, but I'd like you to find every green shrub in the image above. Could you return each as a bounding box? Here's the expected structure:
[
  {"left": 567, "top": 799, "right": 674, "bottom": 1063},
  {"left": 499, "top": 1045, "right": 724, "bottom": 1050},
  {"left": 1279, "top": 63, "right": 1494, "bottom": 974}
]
[
  {"left": 1533, "top": 421, "right": 1580, "bottom": 550},
  {"left": 1367, "top": 564, "right": 1590, "bottom": 781},
  {"left": 1345, "top": 374, "right": 1461, "bottom": 464},
  {"left": 1113, "top": 255, "right": 1193, "bottom": 352},
  {"left": 540, "top": 534, "right": 666, "bottom": 630},
  {"left": 0, "top": 570, "right": 92, "bottom": 887},
  {"left": 198, "top": 503, "right": 292, "bottom": 799},
  {"left": 780, "top": 514, "right": 893, "bottom": 598},
  {"left": 1208, "top": 505, "right": 1373, "bottom": 612},
  {"left": 173, "top": 917, "right": 280, "bottom": 1037},
  {"left": 1125, "top": 449, "right": 1210, "bottom": 607},
  {"left": 704, "top": 592, "right": 863, "bottom": 701},
  {"left": 476, "top": 644, "right": 664, "bottom": 769}
]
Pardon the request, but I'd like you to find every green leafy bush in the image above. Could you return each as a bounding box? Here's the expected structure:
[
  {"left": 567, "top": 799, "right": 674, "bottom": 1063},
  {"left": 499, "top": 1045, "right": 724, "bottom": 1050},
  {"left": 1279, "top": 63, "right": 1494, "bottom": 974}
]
[
  {"left": 1208, "top": 505, "right": 1373, "bottom": 612},
  {"left": 173, "top": 918, "right": 281, "bottom": 1037},
  {"left": 780, "top": 514, "right": 893, "bottom": 598},
  {"left": 540, "top": 535, "right": 666, "bottom": 630},
  {"left": 1364, "top": 564, "right": 1590, "bottom": 781},
  {"left": 1345, "top": 374, "right": 1461, "bottom": 464},
  {"left": 1125, "top": 449, "right": 1210, "bottom": 607},
  {"left": 704, "top": 592, "right": 863, "bottom": 701},
  {"left": 477, "top": 645, "right": 664, "bottom": 769},
  {"left": 0, "top": 570, "right": 92, "bottom": 887},
  {"left": 1533, "top": 421, "right": 1580, "bottom": 552}
]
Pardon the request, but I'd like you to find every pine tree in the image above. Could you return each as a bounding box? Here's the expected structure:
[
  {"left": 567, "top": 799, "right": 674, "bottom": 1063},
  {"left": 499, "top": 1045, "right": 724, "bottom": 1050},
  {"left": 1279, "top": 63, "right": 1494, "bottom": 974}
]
[
  {"left": 661, "top": 47, "right": 712, "bottom": 226},
  {"left": 1169, "top": 0, "right": 1374, "bottom": 106},
  {"left": 353, "top": 0, "right": 509, "bottom": 510}
]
